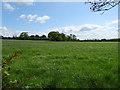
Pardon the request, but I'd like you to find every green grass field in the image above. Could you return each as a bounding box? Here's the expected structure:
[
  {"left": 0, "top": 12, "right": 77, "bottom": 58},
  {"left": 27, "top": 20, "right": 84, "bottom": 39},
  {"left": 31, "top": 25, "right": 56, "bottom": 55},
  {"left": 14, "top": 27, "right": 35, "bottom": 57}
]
[{"left": 2, "top": 40, "right": 118, "bottom": 88}]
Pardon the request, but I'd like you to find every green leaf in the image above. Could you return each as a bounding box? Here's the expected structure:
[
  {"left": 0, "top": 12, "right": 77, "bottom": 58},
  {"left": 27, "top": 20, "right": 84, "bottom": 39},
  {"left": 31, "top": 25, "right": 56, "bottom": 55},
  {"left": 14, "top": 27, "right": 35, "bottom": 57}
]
[{"left": 3, "top": 70, "right": 10, "bottom": 76}]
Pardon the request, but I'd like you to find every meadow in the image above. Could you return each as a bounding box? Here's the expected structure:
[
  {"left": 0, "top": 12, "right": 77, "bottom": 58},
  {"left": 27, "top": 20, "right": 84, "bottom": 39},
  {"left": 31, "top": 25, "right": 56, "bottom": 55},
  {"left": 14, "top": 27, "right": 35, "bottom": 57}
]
[{"left": 2, "top": 40, "right": 118, "bottom": 88}]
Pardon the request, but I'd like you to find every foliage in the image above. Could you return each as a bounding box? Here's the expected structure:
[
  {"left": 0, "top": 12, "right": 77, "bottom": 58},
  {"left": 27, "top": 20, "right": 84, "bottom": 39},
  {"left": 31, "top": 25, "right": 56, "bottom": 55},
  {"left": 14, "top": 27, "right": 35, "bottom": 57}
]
[
  {"left": 48, "top": 31, "right": 60, "bottom": 41},
  {"left": 19, "top": 32, "right": 29, "bottom": 40},
  {"left": 48, "top": 31, "right": 77, "bottom": 41},
  {"left": 2, "top": 52, "right": 19, "bottom": 88},
  {"left": 40, "top": 35, "right": 47, "bottom": 39}
]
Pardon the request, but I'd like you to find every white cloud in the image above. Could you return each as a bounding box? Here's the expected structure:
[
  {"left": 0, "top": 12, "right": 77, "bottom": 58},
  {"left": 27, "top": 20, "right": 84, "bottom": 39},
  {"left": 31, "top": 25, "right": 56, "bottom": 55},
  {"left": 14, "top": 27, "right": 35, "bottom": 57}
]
[
  {"left": 0, "top": 26, "right": 31, "bottom": 37},
  {"left": 49, "top": 23, "right": 118, "bottom": 40},
  {"left": 50, "top": 24, "right": 116, "bottom": 33},
  {"left": 3, "top": 3, "right": 15, "bottom": 11},
  {"left": 19, "top": 14, "right": 26, "bottom": 18},
  {"left": 36, "top": 16, "right": 50, "bottom": 23},
  {"left": 106, "top": 20, "right": 120, "bottom": 25},
  {"left": 30, "top": 31, "right": 48, "bottom": 36},
  {"left": 1, "top": 20, "right": 118, "bottom": 39},
  {"left": 76, "top": 29, "right": 118, "bottom": 40},
  {"left": 27, "top": 14, "right": 38, "bottom": 22},
  {"left": 3, "top": 0, "right": 35, "bottom": 6},
  {"left": 14, "top": 30, "right": 30, "bottom": 36},
  {"left": 28, "top": 19, "right": 33, "bottom": 22},
  {"left": 19, "top": 14, "right": 50, "bottom": 23},
  {"left": 0, "top": 26, "right": 13, "bottom": 37}
]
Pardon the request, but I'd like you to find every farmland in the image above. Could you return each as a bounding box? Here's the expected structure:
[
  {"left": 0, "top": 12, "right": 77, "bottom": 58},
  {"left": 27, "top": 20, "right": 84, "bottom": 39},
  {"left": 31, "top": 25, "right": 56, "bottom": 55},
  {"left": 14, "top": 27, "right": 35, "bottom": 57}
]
[{"left": 2, "top": 40, "right": 118, "bottom": 88}]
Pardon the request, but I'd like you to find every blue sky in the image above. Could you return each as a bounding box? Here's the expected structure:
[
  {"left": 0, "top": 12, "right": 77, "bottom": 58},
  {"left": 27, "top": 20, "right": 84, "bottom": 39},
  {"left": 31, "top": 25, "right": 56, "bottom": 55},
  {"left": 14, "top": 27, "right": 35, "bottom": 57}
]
[{"left": 1, "top": 2, "right": 118, "bottom": 40}]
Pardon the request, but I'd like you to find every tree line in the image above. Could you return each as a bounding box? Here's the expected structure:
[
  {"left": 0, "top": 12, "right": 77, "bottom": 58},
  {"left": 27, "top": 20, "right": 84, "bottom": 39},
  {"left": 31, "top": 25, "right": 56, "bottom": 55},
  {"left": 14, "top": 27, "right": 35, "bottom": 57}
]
[
  {"left": 1, "top": 31, "right": 120, "bottom": 42},
  {"left": 0, "top": 31, "right": 79, "bottom": 41},
  {"left": 80, "top": 38, "right": 120, "bottom": 42}
]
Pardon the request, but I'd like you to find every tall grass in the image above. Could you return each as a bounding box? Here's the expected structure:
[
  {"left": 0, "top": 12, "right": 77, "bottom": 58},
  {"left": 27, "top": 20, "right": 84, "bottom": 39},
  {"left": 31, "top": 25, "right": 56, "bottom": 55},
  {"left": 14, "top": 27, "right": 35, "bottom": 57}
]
[{"left": 2, "top": 40, "right": 118, "bottom": 88}]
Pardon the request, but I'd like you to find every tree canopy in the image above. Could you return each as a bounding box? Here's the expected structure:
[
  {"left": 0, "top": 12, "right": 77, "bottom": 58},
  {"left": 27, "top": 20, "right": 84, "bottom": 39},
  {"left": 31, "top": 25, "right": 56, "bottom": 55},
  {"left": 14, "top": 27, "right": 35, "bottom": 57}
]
[
  {"left": 19, "top": 32, "right": 29, "bottom": 40},
  {"left": 48, "top": 31, "right": 77, "bottom": 41}
]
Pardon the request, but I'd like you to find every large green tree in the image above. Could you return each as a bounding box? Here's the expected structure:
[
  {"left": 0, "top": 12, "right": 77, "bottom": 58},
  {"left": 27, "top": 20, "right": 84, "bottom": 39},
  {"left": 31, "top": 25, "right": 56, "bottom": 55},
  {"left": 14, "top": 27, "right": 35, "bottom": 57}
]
[
  {"left": 48, "top": 31, "right": 77, "bottom": 41},
  {"left": 48, "top": 31, "right": 60, "bottom": 41},
  {"left": 19, "top": 32, "right": 29, "bottom": 40}
]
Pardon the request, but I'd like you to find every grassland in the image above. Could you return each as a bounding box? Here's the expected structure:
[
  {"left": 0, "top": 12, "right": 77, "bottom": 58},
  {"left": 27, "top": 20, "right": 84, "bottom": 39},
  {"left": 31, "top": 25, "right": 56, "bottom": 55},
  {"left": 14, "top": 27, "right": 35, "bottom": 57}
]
[{"left": 2, "top": 40, "right": 118, "bottom": 88}]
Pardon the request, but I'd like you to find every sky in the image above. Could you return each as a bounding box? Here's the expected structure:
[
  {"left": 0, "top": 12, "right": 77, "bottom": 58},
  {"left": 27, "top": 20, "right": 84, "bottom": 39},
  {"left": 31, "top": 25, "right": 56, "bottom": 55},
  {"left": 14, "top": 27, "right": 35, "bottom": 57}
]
[{"left": 0, "top": 1, "right": 119, "bottom": 40}]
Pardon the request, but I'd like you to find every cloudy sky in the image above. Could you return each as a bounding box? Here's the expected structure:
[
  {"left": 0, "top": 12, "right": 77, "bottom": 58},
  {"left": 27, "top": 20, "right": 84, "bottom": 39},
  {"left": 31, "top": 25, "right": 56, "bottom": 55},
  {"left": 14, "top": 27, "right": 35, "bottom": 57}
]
[{"left": 0, "top": 1, "right": 118, "bottom": 40}]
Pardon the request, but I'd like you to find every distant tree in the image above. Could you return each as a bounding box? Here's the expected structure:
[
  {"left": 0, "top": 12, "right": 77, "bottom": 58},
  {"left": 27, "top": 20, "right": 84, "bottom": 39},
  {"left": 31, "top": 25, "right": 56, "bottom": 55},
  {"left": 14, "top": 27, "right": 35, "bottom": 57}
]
[
  {"left": 30, "top": 35, "right": 35, "bottom": 39},
  {"left": 48, "top": 31, "right": 60, "bottom": 41},
  {"left": 60, "top": 33, "right": 67, "bottom": 41},
  {"left": 73, "top": 34, "right": 77, "bottom": 40},
  {"left": 86, "top": 0, "right": 120, "bottom": 12},
  {"left": 70, "top": 34, "right": 77, "bottom": 40},
  {"left": 57, "top": 34, "right": 63, "bottom": 41},
  {"left": 40, "top": 35, "right": 46, "bottom": 39},
  {"left": 30, "top": 35, "right": 34, "bottom": 37},
  {"left": 0, "top": 35, "right": 3, "bottom": 39},
  {"left": 35, "top": 35, "right": 40, "bottom": 39},
  {"left": 19, "top": 32, "right": 29, "bottom": 40},
  {"left": 66, "top": 35, "right": 72, "bottom": 41},
  {"left": 101, "top": 38, "right": 106, "bottom": 41},
  {"left": 13, "top": 35, "right": 17, "bottom": 39}
]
